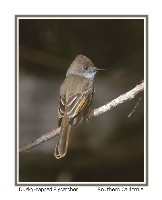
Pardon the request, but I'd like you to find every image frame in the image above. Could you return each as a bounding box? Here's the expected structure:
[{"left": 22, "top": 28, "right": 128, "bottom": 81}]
[{"left": 15, "top": 15, "right": 148, "bottom": 186}]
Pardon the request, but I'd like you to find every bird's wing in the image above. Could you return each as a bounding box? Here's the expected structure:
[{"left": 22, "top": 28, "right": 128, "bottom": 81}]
[
  {"left": 58, "top": 75, "right": 94, "bottom": 126},
  {"left": 58, "top": 88, "right": 93, "bottom": 126}
]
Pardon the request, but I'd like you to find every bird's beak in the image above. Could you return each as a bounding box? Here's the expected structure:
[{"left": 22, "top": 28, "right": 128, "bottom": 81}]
[{"left": 95, "top": 67, "right": 107, "bottom": 71}]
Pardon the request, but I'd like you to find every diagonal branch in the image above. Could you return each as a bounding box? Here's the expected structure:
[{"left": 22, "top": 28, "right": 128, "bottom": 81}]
[
  {"left": 19, "top": 81, "right": 144, "bottom": 153},
  {"left": 19, "top": 127, "right": 61, "bottom": 153}
]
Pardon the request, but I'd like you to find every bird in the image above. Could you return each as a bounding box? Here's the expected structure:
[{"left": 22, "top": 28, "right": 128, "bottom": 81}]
[{"left": 54, "top": 55, "right": 106, "bottom": 159}]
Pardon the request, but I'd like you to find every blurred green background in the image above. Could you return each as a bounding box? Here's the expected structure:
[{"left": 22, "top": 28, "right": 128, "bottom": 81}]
[{"left": 19, "top": 18, "right": 144, "bottom": 182}]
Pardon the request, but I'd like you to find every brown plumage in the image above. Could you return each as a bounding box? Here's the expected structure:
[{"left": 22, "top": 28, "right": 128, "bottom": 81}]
[{"left": 54, "top": 55, "right": 106, "bottom": 159}]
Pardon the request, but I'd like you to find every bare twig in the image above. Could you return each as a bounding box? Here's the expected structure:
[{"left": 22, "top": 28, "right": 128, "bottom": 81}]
[
  {"left": 89, "top": 81, "right": 144, "bottom": 118},
  {"left": 19, "top": 81, "right": 144, "bottom": 153},
  {"left": 19, "top": 128, "right": 61, "bottom": 153},
  {"left": 128, "top": 96, "right": 143, "bottom": 118}
]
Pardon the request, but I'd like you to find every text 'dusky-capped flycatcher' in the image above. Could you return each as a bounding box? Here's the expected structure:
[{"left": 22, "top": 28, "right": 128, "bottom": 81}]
[{"left": 54, "top": 55, "right": 106, "bottom": 159}]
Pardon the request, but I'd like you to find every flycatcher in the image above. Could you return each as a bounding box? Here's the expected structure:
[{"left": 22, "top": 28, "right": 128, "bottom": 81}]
[{"left": 54, "top": 55, "right": 106, "bottom": 159}]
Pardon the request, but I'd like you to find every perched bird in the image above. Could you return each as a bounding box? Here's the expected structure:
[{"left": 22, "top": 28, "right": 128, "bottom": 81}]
[{"left": 54, "top": 55, "right": 106, "bottom": 159}]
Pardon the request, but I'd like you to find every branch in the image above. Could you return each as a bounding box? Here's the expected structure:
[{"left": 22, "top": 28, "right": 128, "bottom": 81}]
[
  {"left": 89, "top": 81, "right": 144, "bottom": 118},
  {"left": 19, "top": 127, "right": 61, "bottom": 153},
  {"left": 19, "top": 81, "right": 144, "bottom": 153}
]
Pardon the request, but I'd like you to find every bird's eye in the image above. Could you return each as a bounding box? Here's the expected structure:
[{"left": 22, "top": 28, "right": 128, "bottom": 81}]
[{"left": 84, "top": 66, "right": 88, "bottom": 70}]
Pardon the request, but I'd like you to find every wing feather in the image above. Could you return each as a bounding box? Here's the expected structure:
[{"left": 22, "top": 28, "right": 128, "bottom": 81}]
[{"left": 58, "top": 74, "right": 94, "bottom": 126}]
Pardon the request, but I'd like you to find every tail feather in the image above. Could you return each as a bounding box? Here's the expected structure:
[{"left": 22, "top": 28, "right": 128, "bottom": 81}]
[{"left": 54, "top": 118, "right": 71, "bottom": 159}]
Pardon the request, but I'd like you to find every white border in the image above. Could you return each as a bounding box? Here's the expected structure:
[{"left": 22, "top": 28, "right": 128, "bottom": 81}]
[
  {"left": 16, "top": 16, "right": 19, "bottom": 183},
  {"left": 16, "top": 15, "right": 147, "bottom": 186}
]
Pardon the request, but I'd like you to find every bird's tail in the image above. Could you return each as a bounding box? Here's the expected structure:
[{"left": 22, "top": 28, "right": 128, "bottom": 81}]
[{"left": 54, "top": 116, "right": 71, "bottom": 159}]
